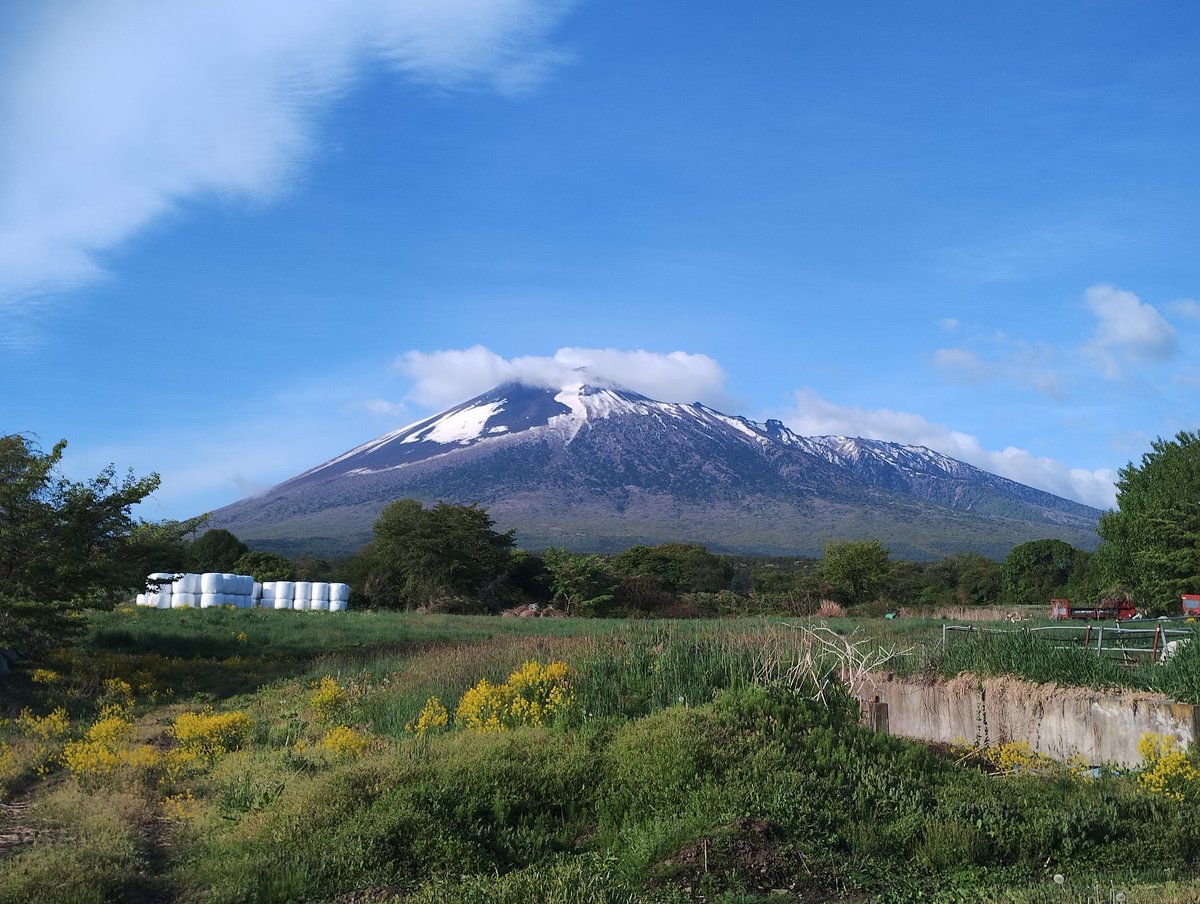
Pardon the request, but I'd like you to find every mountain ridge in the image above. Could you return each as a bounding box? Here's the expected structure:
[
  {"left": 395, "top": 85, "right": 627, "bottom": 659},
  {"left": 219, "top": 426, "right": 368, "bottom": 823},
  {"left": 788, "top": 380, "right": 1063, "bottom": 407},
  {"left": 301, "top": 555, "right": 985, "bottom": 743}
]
[{"left": 209, "top": 380, "right": 1101, "bottom": 559}]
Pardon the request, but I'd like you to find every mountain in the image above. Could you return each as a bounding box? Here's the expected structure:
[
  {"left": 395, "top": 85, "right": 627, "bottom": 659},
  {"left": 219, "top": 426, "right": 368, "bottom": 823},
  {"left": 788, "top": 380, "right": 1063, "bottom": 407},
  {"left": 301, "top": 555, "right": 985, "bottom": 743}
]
[{"left": 209, "top": 381, "right": 1101, "bottom": 559}]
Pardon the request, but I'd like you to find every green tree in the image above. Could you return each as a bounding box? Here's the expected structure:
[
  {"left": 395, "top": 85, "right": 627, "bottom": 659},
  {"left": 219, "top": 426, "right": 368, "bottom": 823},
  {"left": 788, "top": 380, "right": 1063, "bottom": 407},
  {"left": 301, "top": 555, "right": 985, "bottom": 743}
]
[
  {"left": 232, "top": 551, "right": 295, "bottom": 583},
  {"left": 542, "top": 547, "right": 614, "bottom": 615},
  {"left": 188, "top": 529, "right": 249, "bottom": 573},
  {"left": 1000, "top": 539, "right": 1080, "bottom": 606},
  {"left": 611, "top": 543, "right": 734, "bottom": 593},
  {"left": 368, "top": 500, "right": 515, "bottom": 609},
  {"left": 821, "top": 539, "right": 891, "bottom": 603},
  {"left": 0, "top": 434, "right": 172, "bottom": 649},
  {"left": 1096, "top": 431, "right": 1200, "bottom": 609}
]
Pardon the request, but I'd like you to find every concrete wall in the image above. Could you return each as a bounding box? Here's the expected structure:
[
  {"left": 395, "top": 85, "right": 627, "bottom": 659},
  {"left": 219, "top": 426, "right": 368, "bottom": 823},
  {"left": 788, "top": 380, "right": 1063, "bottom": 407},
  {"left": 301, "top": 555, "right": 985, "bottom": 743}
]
[{"left": 856, "top": 673, "right": 1200, "bottom": 767}]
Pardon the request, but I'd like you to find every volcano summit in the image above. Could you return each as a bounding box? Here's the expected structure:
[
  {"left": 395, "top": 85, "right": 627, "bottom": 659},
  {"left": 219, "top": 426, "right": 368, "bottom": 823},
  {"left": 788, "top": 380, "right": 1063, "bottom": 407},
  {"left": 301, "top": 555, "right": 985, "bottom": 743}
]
[{"left": 209, "top": 381, "right": 1100, "bottom": 558}]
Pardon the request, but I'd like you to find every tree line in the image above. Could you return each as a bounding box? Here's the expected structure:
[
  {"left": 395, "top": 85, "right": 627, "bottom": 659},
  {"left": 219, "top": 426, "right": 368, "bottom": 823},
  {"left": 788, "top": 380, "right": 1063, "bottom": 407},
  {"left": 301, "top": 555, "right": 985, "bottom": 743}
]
[{"left": 3, "top": 429, "right": 1198, "bottom": 649}]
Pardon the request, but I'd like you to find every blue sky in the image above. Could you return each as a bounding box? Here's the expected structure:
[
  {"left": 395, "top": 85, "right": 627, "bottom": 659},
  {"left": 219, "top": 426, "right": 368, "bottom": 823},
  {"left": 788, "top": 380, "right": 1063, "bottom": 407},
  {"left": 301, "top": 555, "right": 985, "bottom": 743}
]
[{"left": 3, "top": 0, "right": 1199, "bottom": 522}]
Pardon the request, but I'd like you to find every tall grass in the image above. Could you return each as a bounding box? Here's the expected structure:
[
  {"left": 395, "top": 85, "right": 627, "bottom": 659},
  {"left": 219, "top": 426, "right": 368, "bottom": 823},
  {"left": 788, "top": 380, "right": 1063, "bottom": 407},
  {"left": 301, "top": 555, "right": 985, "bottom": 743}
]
[{"left": 923, "top": 626, "right": 1200, "bottom": 703}]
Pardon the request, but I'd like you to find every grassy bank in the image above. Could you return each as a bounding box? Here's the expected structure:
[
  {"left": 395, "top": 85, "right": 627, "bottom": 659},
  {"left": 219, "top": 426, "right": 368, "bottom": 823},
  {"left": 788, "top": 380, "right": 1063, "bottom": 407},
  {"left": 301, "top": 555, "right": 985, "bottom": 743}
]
[{"left": 2, "top": 608, "right": 1200, "bottom": 903}]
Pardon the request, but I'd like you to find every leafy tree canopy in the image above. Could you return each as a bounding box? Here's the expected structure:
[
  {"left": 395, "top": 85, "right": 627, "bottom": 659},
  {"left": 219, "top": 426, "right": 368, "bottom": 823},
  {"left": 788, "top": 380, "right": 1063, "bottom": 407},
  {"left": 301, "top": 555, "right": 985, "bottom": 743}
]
[
  {"left": 1000, "top": 538, "right": 1079, "bottom": 606},
  {"left": 232, "top": 551, "right": 295, "bottom": 583},
  {"left": 542, "top": 547, "right": 614, "bottom": 615},
  {"left": 0, "top": 434, "right": 189, "bottom": 648},
  {"left": 188, "top": 529, "right": 249, "bottom": 573},
  {"left": 610, "top": 543, "right": 734, "bottom": 593},
  {"left": 367, "top": 500, "right": 515, "bottom": 609},
  {"left": 821, "top": 539, "right": 891, "bottom": 603},
  {"left": 1096, "top": 430, "right": 1200, "bottom": 609}
]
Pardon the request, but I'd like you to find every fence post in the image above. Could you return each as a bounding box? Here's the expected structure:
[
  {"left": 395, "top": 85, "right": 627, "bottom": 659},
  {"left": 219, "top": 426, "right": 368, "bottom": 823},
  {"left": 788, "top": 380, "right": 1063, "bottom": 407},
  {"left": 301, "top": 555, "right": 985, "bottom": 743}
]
[
  {"left": 866, "top": 697, "right": 889, "bottom": 734},
  {"left": 1096, "top": 626, "right": 1104, "bottom": 657}
]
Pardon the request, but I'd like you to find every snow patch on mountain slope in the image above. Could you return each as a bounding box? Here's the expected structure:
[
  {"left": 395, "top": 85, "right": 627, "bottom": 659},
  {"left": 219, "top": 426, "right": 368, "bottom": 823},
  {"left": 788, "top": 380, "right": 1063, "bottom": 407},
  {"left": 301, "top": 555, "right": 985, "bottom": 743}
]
[{"left": 402, "top": 401, "right": 504, "bottom": 445}]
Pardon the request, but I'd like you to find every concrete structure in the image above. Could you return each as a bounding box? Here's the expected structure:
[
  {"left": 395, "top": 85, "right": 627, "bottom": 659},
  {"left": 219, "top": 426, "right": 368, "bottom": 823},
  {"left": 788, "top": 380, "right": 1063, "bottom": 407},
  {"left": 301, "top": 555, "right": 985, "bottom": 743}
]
[{"left": 856, "top": 672, "right": 1200, "bottom": 767}]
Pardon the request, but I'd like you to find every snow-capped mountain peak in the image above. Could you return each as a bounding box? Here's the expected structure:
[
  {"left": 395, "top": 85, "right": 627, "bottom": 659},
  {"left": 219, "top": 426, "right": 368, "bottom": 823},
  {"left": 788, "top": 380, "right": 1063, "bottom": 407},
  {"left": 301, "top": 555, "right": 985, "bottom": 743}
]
[{"left": 215, "top": 380, "right": 1100, "bottom": 559}]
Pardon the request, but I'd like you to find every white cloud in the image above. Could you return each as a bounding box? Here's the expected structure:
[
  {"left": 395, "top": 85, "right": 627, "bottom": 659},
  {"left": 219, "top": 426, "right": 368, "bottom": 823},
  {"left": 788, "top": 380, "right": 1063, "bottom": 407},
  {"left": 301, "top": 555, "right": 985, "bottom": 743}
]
[
  {"left": 932, "top": 284, "right": 1177, "bottom": 397},
  {"left": 932, "top": 347, "right": 990, "bottom": 384},
  {"left": 350, "top": 399, "right": 410, "bottom": 417},
  {"left": 1082, "top": 284, "right": 1177, "bottom": 379},
  {"left": 0, "top": 0, "right": 574, "bottom": 344},
  {"left": 1168, "top": 299, "right": 1200, "bottom": 320},
  {"left": 396, "top": 345, "right": 730, "bottom": 408},
  {"left": 937, "top": 318, "right": 960, "bottom": 332},
  {"left": 784, "top": 388, "right": 1117, "bottom": 509}
]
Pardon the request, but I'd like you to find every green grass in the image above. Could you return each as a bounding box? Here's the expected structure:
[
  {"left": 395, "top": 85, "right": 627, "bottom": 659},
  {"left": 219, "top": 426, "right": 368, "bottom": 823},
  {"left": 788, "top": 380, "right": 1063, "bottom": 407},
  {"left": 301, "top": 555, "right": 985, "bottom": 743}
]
[
  {"left": 910, "top": 623, "right": 1200, "bottom": 703},
  {"left": 4, "top": 607, "right": 1200, "bottom": 903}
]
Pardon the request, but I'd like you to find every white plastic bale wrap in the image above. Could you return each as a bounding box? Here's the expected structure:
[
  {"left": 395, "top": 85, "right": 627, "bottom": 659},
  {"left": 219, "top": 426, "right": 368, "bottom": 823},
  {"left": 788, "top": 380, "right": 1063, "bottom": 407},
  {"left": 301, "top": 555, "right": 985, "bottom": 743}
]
[
  {"left": 329, "top": 583, "right": 349, "bottom": 612},
  {"left": 154, "top": 590, "right": 172, "bottom": 610},
  {"left": 310, "top": 582, "right": 330, "bottom": 612},
  {"left": 136, "top": 593, "right": 147, "bottom": 607},
  {"left": 253, "top": 581, "right": 263, "bottom": 600},
  {"left": 172, "top": 592, "right": 197, "bottom": 609},
  {"left": 201, "top": 573, "right": 222, "bottom": 594},
  {"left": 200, "top": 593, "right": 220, "bottom": 608},
  {"left": 293, "top": 584, "right": 310, "bottom": 611},
  {"left": 272, "top": 580, "right": 293, "bottom": 610}
]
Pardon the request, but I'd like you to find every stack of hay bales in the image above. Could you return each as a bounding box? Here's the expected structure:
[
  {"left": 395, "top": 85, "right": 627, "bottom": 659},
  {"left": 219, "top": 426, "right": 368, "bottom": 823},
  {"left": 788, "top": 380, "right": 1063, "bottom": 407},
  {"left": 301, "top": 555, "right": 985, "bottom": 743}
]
[
  {"left": 199, "top": 573, "right": 254, "bottom": 608},
  {"left": 138, "top": 573, "right": 349, "bottom": 611},
  {"left": 330, "top": 583, "right": 349, "bottom": 612},
  {"left": 293, "top": 581, "right": 312, "bottom": 612},
  {"left": 171, "top": 573, "right": 202, "bottom": 608},
  {"left": 144, "top": 573, "right": 178, "bottom": 609},
  {"left": 310, "top": 582, "right": 330, "bottom": 612}
]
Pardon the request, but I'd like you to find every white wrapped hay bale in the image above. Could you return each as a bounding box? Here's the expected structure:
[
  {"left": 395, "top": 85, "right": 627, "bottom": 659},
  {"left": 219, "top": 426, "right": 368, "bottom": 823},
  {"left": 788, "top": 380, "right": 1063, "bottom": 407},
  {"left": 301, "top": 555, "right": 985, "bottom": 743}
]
[
  {"left": 153, "top": 590, "right": 172, "bottom": 609},
  {"left": 310, "top": 582, "right": 330, "bottom": 612},
  {"left": 136, "top": 593, "right": 147, "bottom": 607},
  {"left": 252, "top": 582, "right": 263, "bottom": 607},
  {"left": 201, "top": 573, "right": 223, "bottom": 594},
  {"left": 172, "top": 592, "right": 197, "bottom": 609},
  {"left": 293, "top": 581, "right": 312, "bottom": 611},
  {"left": 272, "top": 581, "right": 293, "bottom": 610},
  {"left": 261, "top": 582, "right": 275, "bottom": 607},
  {"left": 200, "top": 593, "right": 220, "bottom": 609},
  {"left": 330, "top": 583, "right": 349, "bottom": 612}
]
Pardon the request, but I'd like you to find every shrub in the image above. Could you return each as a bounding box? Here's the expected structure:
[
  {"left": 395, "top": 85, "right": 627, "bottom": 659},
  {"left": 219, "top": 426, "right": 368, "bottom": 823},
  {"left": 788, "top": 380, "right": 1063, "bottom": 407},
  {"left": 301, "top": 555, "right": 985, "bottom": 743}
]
[
  {"left": 454, "top": 660, "right": 574, "bottom": 731},
  {"left": 318, "top": 725, "right": 371, "bottom": 760},
  {"left": 1137, "top": 733, "right": 1199, "bottom": 802},
  {"left": 406, "top": 696, "right": 450, "bottom": 736},
  {"left": 168, "top": 710, "right": 251, "bottom": 772}
]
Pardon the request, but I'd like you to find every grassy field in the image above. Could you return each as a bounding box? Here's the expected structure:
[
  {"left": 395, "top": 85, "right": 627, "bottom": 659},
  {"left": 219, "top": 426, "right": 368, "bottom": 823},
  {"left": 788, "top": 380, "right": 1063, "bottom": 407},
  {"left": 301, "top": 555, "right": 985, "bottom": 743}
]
[{"left": 3, "top": 607, "right": 1200, "bottom": 903}]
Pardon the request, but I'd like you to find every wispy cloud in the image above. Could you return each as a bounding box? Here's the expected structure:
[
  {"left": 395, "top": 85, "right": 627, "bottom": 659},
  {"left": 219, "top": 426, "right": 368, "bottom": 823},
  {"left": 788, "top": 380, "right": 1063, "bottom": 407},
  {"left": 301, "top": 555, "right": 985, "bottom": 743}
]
[
  {"left": 1167, "top": 298, "right": 1200, "bottom": 320},
  {"left": 934, "top": 283, "right": 1179, "bottom": 396},
  {"left": 0, "top": 0, "right": 574, "bottom": 345},
  {"left": 396, "top": 345, "right": 731, "bottom": 408},
  {"left": 1082, "top": 284, "right": 1177, "bottom": 379},
  {"left": 784, "top": 388, "right": 1117, "bottom": 509}
]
